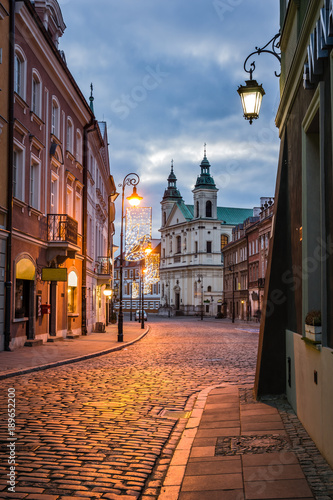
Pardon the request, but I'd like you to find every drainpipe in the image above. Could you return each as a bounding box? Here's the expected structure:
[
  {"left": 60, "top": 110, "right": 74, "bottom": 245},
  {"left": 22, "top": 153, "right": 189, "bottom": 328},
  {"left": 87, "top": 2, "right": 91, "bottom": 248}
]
[
  {"left": 4, "top": 0, "right": 15, "bottom": 351},
  {"left": 82, "top": 119, "right": 96, "bottom": 335}
]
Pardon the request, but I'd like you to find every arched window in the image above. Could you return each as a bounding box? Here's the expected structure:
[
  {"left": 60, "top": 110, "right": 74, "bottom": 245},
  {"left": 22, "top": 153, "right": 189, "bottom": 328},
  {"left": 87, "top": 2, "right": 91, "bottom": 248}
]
[
  {"left": 206, "top": 200, "right": 212, "bottom": 217},
  {"left": 207, "top": 285, "right": 212, "bottom": 292},
  {"left": 68, "top": 270, "right": 78, "bottom": 313},
  {"left": 32, "top": 70, "right": 42, "bottom": 116},
  {"left": 76, "top": 130, "right": 82, "bottom": 164},
  {"left": 51, "top": 97, "right": 60, "bottom": 137},
  {"left": 14, "top": 47, "right": 26, "bottom": 99},
  {"left": 196, "top": 201, "right": 199, "bottom": 218},
  {"left": 66, "top": 117, "right": 74, "bottom": 153}
]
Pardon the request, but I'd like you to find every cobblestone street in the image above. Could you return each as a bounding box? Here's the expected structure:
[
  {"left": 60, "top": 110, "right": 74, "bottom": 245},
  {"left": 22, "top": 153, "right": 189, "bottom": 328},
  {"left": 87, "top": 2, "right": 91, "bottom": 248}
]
[{"left": 0, "top": 318, "right": 258, "bottom": 499}]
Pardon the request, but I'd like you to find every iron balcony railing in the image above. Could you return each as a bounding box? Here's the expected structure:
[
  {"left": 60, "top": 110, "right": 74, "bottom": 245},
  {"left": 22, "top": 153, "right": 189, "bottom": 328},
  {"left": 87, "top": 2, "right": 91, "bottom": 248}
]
[
  {"left": 47, "top": 214, "right": 78, "bottom": 245},
  {"left": 96, "top": 256, "right": 112, "bottom": 275}
]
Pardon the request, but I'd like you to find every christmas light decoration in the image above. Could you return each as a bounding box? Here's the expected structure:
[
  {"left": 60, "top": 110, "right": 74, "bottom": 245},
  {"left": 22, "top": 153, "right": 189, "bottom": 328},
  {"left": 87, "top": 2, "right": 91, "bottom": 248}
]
[
  {"left": 125, "top": 207, "right": 152, "bottom": 261},
  {"left": 132, "top": 281, "right": 139, "bottom": 299},
  {"left": 144, "top": 254, "right": 160, "bottom": 284}
]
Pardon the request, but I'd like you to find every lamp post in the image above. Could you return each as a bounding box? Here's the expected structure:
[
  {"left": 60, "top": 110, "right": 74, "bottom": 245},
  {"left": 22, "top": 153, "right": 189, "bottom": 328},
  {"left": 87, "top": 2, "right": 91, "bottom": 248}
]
[
  {"left": 103, "top": 284, "right": 112, "bottom": 326},
  {"left": 197, "top": 275, "right": 204, "bottom": 321},
  {"left": 237, "top": 32, "right": 281, "bottom": 123},
  {"left": 229, "top": 263, "right": 235, "bottom": 323},
  {"left": 118, "top": 173, "right": 142, "bottom": 342},
  {"left": 140, "top": 244, "right": 152, "bottom": 329}
]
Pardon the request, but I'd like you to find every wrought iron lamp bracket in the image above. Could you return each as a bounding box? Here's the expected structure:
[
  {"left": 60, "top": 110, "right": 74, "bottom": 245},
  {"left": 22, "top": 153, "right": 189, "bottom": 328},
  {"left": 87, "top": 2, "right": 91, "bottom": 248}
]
[{"left": 243, "top": 32, "right": 281, "bottom": 79}]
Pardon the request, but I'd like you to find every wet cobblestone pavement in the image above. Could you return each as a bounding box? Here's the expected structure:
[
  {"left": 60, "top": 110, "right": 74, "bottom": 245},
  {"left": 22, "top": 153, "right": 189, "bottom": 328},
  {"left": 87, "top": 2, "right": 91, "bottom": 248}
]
[{"left": 0, "top": 318, "right": 258, "bottom": 499}]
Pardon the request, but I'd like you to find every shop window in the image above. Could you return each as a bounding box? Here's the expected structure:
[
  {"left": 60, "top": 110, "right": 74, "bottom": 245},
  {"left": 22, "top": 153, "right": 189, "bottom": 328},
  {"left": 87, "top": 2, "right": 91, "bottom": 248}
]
[{"left": 68, "top": 270, "right": 78, "bottom": 313}]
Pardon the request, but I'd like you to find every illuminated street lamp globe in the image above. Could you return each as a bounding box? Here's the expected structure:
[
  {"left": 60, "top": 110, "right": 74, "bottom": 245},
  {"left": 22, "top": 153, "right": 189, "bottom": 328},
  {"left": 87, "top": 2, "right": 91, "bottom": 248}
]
[
  {"left": 126, "top": 186, "right": 143, "bottom": 207},
  {"left": 237, "top": 77, "right": 265, "bottom": 124}
]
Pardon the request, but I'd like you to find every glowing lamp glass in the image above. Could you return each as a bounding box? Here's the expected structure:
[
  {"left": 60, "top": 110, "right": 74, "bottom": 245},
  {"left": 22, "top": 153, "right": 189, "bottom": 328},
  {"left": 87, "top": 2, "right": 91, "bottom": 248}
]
[
  {"left": 237, "top": 79, "right": 265, "bottom": 124},
  {"left": 127, "top": 186, "right": 143, "bottom": 207}
]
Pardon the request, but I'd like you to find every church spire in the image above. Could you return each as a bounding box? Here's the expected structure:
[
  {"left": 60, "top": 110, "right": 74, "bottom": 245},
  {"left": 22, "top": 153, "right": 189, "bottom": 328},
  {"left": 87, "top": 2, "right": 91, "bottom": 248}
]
[
  {"left": 89, "top": 83, "right": 94, "bottom": 114},
  {"left": 162, "top": 160, "right": 183, "bottom": 201},
  {"left": 194, "top": 143, "right": 216, "bottom": 190}
]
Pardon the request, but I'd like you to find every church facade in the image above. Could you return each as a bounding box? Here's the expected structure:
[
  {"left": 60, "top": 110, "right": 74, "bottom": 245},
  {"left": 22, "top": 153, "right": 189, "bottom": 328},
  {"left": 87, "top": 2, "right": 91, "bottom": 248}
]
[{"left": 159, "top": 151, "right": 253, "bottom": 317}]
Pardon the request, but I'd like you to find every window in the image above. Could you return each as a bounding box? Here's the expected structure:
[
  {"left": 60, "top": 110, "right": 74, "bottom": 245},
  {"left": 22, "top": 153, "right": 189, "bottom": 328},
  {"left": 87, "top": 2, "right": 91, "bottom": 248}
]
[
  {"left": 176, "top": 235, "right": 181, "bottom": 253},
  {"left": 75, "top": 192, "right": 82, "bottom": 234},
  {"left": 14, "top": 47, "right": 26, "bottom": 99},
  {"left": 162, "top": 248, "right": 165, "bottom": 258},
  {"left": 207, "top": 286, "right": 212, "bottom": 292},
  {"left": 170, "top": 240, "right": 172, "bottom": 253},
  {"left": 163, "top": 212, "right": 166, "bottom": 226},
  {"left": 206, "top": 241, "right": 212, "bottom": 253},
  {"left": 30, "top": 160, "right": 40, "bottom": 210},
  {"left": 32, "top": 70, "right": 41, "bottom": 116},
  {"left": 50, "top": 172, "right": 58, "bottom": 214},
  {"left": 51, "top": 98, "right": 60, "bottom": 137},
  {"left": 66, "top": 118, "right": 74, "bottom": 153},
  {"left": 68, "top": 271, "right": 78, "bottom": 313},
  {"left": 206, "top": 200, "right": 212, "bottom": 217},
  {"left": 221, "top": 234, "right": 228, "bottom": 250},
  {"left": 195, "top": 241, "right": 198, "bottom": 254},
  {"left": 66, "top": 185, "right": 74, "bottom": 217},
  {"left": 196, "top": 201, "right": 199, "bottom": 218},
  {"left": 76, "top": 130, "right": 82, "bottom": 164},
  {"left": 13, "top": 145, "right": 24, "bottom": 201}
]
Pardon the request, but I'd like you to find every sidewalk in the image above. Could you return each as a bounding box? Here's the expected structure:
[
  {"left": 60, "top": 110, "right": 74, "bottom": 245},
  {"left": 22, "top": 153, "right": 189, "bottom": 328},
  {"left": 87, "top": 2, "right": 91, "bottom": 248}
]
[
  {"left": 157, "top": 385, "right": 333, "bottom": 500},
  {"left": 0, "top": 320, "right": 149, "bottom": 380}
]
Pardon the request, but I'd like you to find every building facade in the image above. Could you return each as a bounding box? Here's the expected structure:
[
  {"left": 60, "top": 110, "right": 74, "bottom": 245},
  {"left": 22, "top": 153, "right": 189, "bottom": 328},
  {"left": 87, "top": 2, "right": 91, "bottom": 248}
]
[
  {"left": 256, "top": 0, "right": 333, "bottom": 467},
  {"left": 2, "top": 0, "right": 117, "bottom": 350},
  {"left": 223, "top": 199, "right": 274, "bottom": 321},
  {"left": 159, "top": 153, "right": 253, "bottom": 317},
  {"left": 0, "top": 0, "right": 10, "bottom": 351}
]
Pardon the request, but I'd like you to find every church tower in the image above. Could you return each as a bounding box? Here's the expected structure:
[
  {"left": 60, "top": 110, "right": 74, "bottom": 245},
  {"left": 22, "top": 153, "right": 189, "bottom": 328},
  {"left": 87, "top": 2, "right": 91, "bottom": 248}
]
[
  {"left": 161, "top": 161, "right": 183, "bottom": 227},
  {"left": 192, "top": 145, "right": 218, "bottom": 219}
]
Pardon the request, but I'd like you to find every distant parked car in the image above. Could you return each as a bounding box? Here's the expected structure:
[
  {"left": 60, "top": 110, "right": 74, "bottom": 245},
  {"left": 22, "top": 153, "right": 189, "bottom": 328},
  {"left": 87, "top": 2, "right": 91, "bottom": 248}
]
[{"left": 135, "top": 310, "right": 147, "bottom": 321}]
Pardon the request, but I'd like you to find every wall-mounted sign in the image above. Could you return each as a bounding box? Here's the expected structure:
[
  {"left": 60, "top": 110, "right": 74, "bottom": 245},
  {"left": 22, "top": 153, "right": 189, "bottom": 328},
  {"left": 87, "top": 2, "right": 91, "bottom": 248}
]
[{"left": 42, "top": 268, "right": 67, "bottom": 282}]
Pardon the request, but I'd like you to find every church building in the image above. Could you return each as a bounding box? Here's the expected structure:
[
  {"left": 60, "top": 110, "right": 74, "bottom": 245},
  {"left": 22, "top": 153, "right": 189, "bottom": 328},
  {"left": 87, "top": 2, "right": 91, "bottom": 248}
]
[{"left": 159, "top": 149, "right": 253, "bottom": 317}]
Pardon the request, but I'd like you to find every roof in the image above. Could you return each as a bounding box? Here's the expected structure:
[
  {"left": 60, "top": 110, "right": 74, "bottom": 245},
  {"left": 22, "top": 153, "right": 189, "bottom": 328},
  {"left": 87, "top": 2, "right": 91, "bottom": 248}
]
[{"left": 177, "top": 205, "right": 253, "bottom": 225}]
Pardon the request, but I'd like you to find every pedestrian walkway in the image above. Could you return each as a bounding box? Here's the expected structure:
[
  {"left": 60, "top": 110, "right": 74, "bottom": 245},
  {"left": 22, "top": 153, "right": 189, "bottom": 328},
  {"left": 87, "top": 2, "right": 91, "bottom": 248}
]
[
  {"left": 157, "top": 385, "right": 332, "bottom": 500},
  {"left": 0, "top": 320, "right": 149, "bottom": 380}
]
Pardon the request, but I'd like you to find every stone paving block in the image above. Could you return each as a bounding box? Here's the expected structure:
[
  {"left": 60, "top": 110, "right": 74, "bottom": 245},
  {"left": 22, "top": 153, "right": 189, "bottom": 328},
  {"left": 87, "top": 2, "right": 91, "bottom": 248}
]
[
  {"left": 199, "top": 420, "right": 240, "bottom": 429},
  {"left": 192, "top": 437, "right": 217, "bottom": 447},
  {"left": 186, "top": 458, "right": 242, "bottom": 475},
  {"left": 179, "top": 490, "right": 245, "bottom": 500},
  {"left": 196, "top": 427, "right": 240, "bottom": 438},
  {"left": 243, "top": 463, "right": 305, "bottom": 481},
  {"left": 158, "top": 485, "right": 181, "bottom": 500},
  {"left": 241, "top": 452, "right": 299, "bottom": 467},
  {"left": 181, "top": 472, "right": 243, "bottom": 491},
  {"left": 189, "top": 446, "right": 215, "bottom": 458},
  {"left": 244, "top": 478, "right": 314, "bottom": 499},
  {"left": 163, "top": 465, "right": 186, "bottom": 486},
  {"left": 241, "top": 421, "right": 285, "bottom": 432}
]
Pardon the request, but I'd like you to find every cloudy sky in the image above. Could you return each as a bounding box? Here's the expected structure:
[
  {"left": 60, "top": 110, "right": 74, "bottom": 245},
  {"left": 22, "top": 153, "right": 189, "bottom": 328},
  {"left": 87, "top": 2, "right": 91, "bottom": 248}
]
[{"left": 58, "top": 0, "right": 281, "bottom": 244}]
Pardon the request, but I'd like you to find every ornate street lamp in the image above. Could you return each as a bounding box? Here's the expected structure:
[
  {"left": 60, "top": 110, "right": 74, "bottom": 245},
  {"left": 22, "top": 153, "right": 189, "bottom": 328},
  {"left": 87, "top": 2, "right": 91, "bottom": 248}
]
[
  {"left": 238, "top": 32, "right": 281, "bottom": 124},
  {"left": 197, "top": 275, "right": 204, "bottom": 321},
  {"left": 118, "top": 173, "right": 142, "bottom": 342}
]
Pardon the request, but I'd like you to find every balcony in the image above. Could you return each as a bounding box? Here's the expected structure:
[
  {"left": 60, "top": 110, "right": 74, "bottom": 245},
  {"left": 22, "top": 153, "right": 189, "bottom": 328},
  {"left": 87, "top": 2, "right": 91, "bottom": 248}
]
[
  {"left": 47, "top": 214, "right": 80, "bottom": 264},
  {"left": 95, "top": 256, "right": 112, "bottom": 285}
]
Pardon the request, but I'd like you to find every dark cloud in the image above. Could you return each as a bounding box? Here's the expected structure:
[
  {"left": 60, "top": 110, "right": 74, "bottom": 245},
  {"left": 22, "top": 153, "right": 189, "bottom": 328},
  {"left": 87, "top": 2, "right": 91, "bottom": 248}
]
[{"left": 59, "top": 0, "right": 280, "bottom": 244}]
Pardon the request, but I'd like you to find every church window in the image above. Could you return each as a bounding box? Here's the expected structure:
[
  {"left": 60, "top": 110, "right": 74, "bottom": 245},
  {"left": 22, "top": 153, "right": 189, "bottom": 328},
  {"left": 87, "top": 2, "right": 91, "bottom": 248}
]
[
  {"left": 196, "top": 201, "right": 199, "bottom": 217},
  {"left": 176, "top": 236, "right": 181, "bottom": 253},
  {"left": 163, "top": 212, "right": 166, "bottom": 226},
  {"left": 207, "top": 286, "right": 212, "bottom": 292},
  {"left": 195, "top": 241, "right": 198, "bottom": 253},
  {"left": 206, "top": 241, "right": 212, "bottom": 253},
  {"left": 206, "top": 200, "right": 212, "bottom": 217}
]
